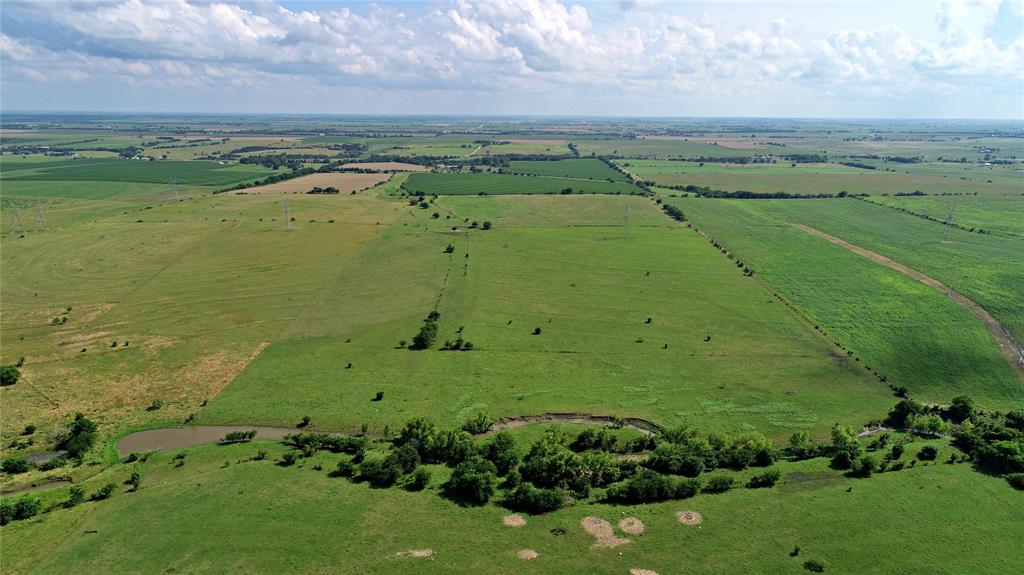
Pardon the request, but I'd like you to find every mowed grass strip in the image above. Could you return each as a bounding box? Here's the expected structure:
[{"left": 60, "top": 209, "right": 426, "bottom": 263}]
[
  {"left": 666, "top": 197, "right": 1023, "bottom": 408},
  {"left": 201, "top": 195, "right": 891, "bottom": 438},
  {"left": 402, "top": 172, "right": 638, "bottom": 196}
]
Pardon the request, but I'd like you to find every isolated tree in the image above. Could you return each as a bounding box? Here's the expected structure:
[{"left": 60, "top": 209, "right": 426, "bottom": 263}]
[{"left": 0, "top": 365, "right": 21, "bottom": 387}]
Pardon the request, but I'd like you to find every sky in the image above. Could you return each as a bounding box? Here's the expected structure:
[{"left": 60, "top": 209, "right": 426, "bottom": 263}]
[{"left": 1, "top": 0, "right": 1022, "bottom": 118}]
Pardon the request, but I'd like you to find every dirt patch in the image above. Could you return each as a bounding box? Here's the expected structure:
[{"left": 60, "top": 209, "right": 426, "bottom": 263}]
[
  {"left": 395, "top": 549, "right": 434, "bottom": 558},
  {"left": 581, "top": 516, "right": 630, "bottom": 549},
  {"left": 517, "top": 550, "right": 539, "bottom": 560},
  {"left": 676, "top": 511, "right": 703, "bottom": 525},
  {"left": 491, "top": 413, "right": 661, "bottom": 435},
  {"left": 618, "top": 517, "right": 646, "bottom": 535},
  {"left": 237, "top": 172, "right": 391, "bottom": 195},
  {"left": 340, "top": 162, "right": 429, "bottom": 172},
  {"left": 631, "top": 570, "right": 659, "bottom": 575},
  {"left": 794, "top": 223, "right": 1024, "bottom": 378},
  {"left": 503, "top": 514, "right": 527, "bottom": 527}
]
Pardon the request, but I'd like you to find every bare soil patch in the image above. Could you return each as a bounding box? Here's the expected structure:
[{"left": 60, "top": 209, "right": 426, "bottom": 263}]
[
  {"left": 676, "top": 511, "right": 703, "bottom": 525},
  {"left": 618, "top": 517, "right": 646, "bottom": 535},
  {"left": 503, "top": 514, "right": 527, "bottom": 527},
  {"left": 517, "top": 550, "right": 539, "bottom": 560},
  {"left": 238, "top": 172, "right": 391, "bottom": 195},
  {"left": 340, "top": 162, "right": 429, "bottom": 172},
  {"left": 631, "top": 569, "right": 659, "bottom": 575},
  {"left": 581, "top": 516, "right": 630, "bottom": 549},
  {"left": 395, "top": 549, "right": 434, "bottom": 558},
  {"left": 794, "top": 223, "right": 1024, "bottom": 378},
  {"left": 491, "top": 413, "right": 661, "bottom": 435}
]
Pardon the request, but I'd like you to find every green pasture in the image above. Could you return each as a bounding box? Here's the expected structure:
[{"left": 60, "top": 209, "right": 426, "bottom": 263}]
[
  {"left": 869, "top": 194, "right": 1024, "bottom": 237},
  {"left": 507, "top": 159, "right": 626, "bottom": 181},
  {"left": 1, "top": 157, "right": 258, "bottom": 187},
  {"left": 200, "top": 194, "right": 891, "bottom": 438},
  {"left": 663, "top": 197, "right": 1023, "bottom": 409},
  {"left": 4, "top": 435, "right": 1021, "bottom": 575},
  {"left": 402, "top": 172, "right": 638, "bottom": 195}
]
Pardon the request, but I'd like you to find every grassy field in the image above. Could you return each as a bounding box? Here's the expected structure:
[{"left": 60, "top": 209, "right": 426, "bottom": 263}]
[
  {"left": 237, "top": 172, "right": 392, "bottom": 194},
  {"left": 198, "top": 194, "right": 891, "bottom": 438},
  {"left": 1, "top": 157, "right": 258, "bottom": 187},
  {"left": 402, "top": 172, "right": 638, "bottom": 196},
  {"left": 662, "top": 197, "right": 1023, "bottom": 409},
  {"left": 0, "top": 193, "right": 404, "bottom": 444},
  {"left": 629, "top": 159, "right": 1022, "bottom": 195},
  {"left": 868, "top": 194, "right": 1024, "bottom": 237},
  {"left": 4, "top": 435, "right": 1021, "bottom": 575},
  {"left": 507, "top": 159, "right": 627, "bottom": 181},
  {"left": 747, "top": 199, "right": 1024, "bottom": 344}
]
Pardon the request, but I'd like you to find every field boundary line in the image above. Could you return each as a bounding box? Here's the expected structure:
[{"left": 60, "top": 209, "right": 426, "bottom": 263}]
[{"left": 793, "top": 223, "right": 1024, "bottom": 379}]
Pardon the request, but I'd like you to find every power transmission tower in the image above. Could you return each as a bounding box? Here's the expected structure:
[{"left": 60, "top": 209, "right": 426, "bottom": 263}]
[
  {"left": 942, "top": 205, "right": 955, "bottom": 242},
  {"left": 32, "top": 200, "right": 46, "bottom": 231},
  {"left": 283, "top": 198, "right": 291, "bottom": 231},
  {"left": 170, "top": 175, "right": 180, "bottom": 202},
  {"left": 623, "top": 203, "right": 630, "bottom": 237},
  {"left": 8, "top": 203, "right": 27, "bottom": 236}
]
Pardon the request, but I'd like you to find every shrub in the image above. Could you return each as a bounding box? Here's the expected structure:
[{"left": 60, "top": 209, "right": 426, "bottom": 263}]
[
  {"left": 13, "top": 497, "right": 40, "bottom": 521},
  {"left": 571, "top": 428, "right": 616, "bottom": 452},
  {"left": 580, "top": 451, "right": 622, "bottom": 487},
  {"left": 253, "top": 450, "right": 268, "bottom": 461},
  {"left": 147, "top": 399, "right": 164, "bottom": 411},
  {"left": 279, "top": 452, "right": 299, "bottom": 466},
  {"left": 298, "top": 415, "right": 311, "bottom": 428},
  {"left": 129, "top": 470, "right": 142, "bottom": 491},
  {"left": 38, "top": 456, "right": 67, "bottom": 471},
  {"left": 91, "top": 483, "right": 116, "bottom": 501},
  {"left": 917, "top": 445, "right": 938, "bottom": 461},
  {"left": 443, "top": 457, "right": 497, "bottom": 504},
  {"left": 520, "top": 431, "right": 584, "bottom": 490},
  {"left": 481, "top": 432, "right": 520, "bottom": 476},
  {"left": 1006, "top": 473, "right": 1024, "bottom": 490},
  {"left": 2, "top": 456, "right": 31, "bottom": 474},
  {"left": 22, "top": 424, "right": 35, "bottom": 436},
  {"left": 0, "top": 500, "right": 13, "bottom": 525},
  {"left": 65, "top": 485, "right": 86, "bottom": 508},
  {"left": 647, "top": 445, "right": 706, "bottom": 477},
  {"left": 703, "top": 474, "right": 734, "bottom": 494},
  {"left": 1006, "top": 410, "right": 1024, "bottom": 431},
  {"left": 394, "top": 443, "right": 421, "bottom": 474},
  {"left": 849, "top": 455, "right": 879, "bottom": 477},
  {"left": 332, "top": 460, "right": 356, "bottom": 478},
  {"left": 461, "top": 413, "right": 494, "bottom": 435},
  {"left": 887, "top": 399, "right": 924, "bottom": 429},
  {"left": 532, "top": 327, "right": 542, "bottom": 335},
  {"left": 221, "top": 430, "right": 257, "bottom": 444},
  {"left": 58, "top": 412, "right": 98, "bottom": 460},
  {"left": 606, "top": 469, "right": 681, "bottom": 503},
  {"left": 804, "top": 559, "right": 826, "bottom": 572},
  {"left": 0, "top": 365, "right": 21, "bottom": 387},
  {"left": 504, "top": 483, "right": 567, "bottom": 514},
  {"left": 408, "top": 467, "right": 431, "bottom": 491},
  {"left": 948, "top": 395, "right": 975, "bottom": 424},
  {"left": 360, "top": 457, "right": 402, "bottom": 487},
  {"left": 746, "top": 469, "right": 782, "bottom": 488}
]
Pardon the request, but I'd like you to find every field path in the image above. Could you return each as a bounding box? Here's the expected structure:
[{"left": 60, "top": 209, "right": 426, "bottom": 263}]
[{"left": 794, "top": 223, "right": 1024, "bottom": 378}]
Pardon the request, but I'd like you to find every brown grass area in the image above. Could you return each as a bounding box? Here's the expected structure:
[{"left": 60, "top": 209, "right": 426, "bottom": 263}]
[
  {"left": 238, "top": 173, "right": 392, "bottom": 195},
  {"left": 506, "top": 139, "right": 567, "bottom": 145},
  {"left": 618, "top": 517, "right": 646, "bottom": 535},
  {"left": 503, "top": 514, "right": 527, "bottom": 527},
  {"left": 340, "top": 162, "right": 429, "bottom": 172},
  {"left": 517, "top": 550, "right": 539, "bottom": 560},
  {"left": 631, "top": 569, "right": 659, "bottom": 575},
  {"left": 395, "top": 549, "right": 434, "bottom": 558},
  {"left": 676, "top": 511, "right": 703, "bottom": 525},
  {"left": 581, "top": 516, "right": 630, "bottom": 549}
]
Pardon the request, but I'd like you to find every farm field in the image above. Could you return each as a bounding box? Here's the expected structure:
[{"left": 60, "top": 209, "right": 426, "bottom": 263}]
[
  {"left": 868, "top": 194, "right": 1024, "bottom": 237},
  {"left": 402, "top": 172, "right": 638, "bottom": 196},
  {"left": 199, "top": 194, "right": 891, "bottom": 437},
  {"left": 236, "top": 172, "right": 392, "bottom": 194},
  {"left": 507, "top": 159, "right": 627, "bottom": 181},
  {"left": 2, "top": 116, "right": 1022, "bottom": 575},
  {"left": 663, "top": 197, "right": 1023, "bottom": 408}
]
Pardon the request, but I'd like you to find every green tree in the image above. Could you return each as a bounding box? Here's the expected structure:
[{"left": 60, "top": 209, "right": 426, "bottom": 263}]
[
  {"left": 443, "top": 457, "right": 497, "bottom": 504},
  {"left": 0, "top": 365, "right": 21, "bottom": 387},
  {"left": 948, "top": 396, "right": 975, "bottom": 424}
]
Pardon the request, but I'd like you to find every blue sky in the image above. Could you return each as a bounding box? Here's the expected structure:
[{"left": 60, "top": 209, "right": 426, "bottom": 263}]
[{"left": 1, "top": 0, "right": 1021, "bottom": 118}]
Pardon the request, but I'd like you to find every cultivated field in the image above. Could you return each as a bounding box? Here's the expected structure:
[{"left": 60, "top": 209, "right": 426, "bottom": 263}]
[
  {"left": 402, "top": 172, "right": 638, "bottom": 195},
  {"left": 236, "top": 172, "right": 392, "bottom": 194}
]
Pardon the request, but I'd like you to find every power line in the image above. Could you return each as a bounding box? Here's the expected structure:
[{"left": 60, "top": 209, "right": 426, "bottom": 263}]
[
  {"left": 283, "top": 198, "right": 291, "bottom": 231},
  {"left": 170, "top": 175, "right": 180, "bottom": 202},
  {"left": 942, "top": 204, "right": 955, "bottom": 242}
]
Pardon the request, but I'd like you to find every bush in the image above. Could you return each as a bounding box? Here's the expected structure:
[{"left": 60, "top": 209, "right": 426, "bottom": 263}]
[
  {"left": 703, "top": 474, "right": 734, "bottom": 494},
  {"left": 332, "top": 460, "right": 356, "bottom": 478},
  {"left": 850, "top": 455, "right": 879, "bottom": 477},
  {"left": 571, "top": 428, "right": 616, "bottom": 452},
  {"left": 443, "top": 457, "right": 497, "bottom": 504},
  {"left": 504, "top": 483, "right": 567, "bottom": 513},
  {"left": 1006, "top": 473, "right": 1024, "bottom": 490},
  {"left": 360, "top": 457, "right": 402, "bottom": 487},
  {"left": 394, "top": 443, "right": 421, "bottom": 474},
  {"left": 948, "top": 395, "right": 975, "bottom": 424},
  {"left": 22, "top": 424, "right": 35, "bottom": 436},
  {"left": 746, "top": 469, "right": 782, "bottom": 488},
  {"left": 65, "top": 485, "right": 86, "bottom": 508},
  {"left": 91, "top": 483, "right": 116, "bottom": 501},
  {"left": 481, "top": 432, "right": 520, "bottom": 476},
  {"left": 12, "top": 497, "right": 40, "bottom": 521},
  {"left": 408, "top": 467, "right": 431, "bottom": 491},
  {"left": 520, "top": 431, "right": 584, "bottom": 490},
  {"left": 606, "top": 469, "right": 687, "bottom": 503},
  {"left": 917, "top": 445, "right": 938, "bottom": 461},
  {"left": 129, "top": 470, "right": 142, "bottom": 491},
  {"left": 56, "top": 412, "right": 98, "bottom": 460},
  {"left": 2, "top": 456, "right": 30, "bottom": 474},
  {"left": 279, "top": 452, "right": 299, "bottom": 466},
  {"left": 804, "top": 559, "right": 826, "bottom": 572},
  {"left": 887, "top": 399, "right": 924, "bottom": 429},
  {"left": 0, "top": 365, "right": 21, "bottom": 387},
  {"left": 221, "top": 430, "right": 257, "bottom": 444},
  {"left": 0, "top": 500, "right": 13, "bottom": 525},
  {"left": 461, "top": 413, "right": 494, "bottom": 435}
]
